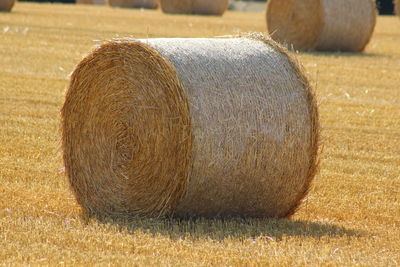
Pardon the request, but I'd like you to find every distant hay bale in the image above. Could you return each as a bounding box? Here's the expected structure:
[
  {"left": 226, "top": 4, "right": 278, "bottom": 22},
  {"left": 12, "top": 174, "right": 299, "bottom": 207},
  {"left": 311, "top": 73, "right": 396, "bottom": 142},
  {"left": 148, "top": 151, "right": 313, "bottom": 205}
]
[
  {"left": 160, "top": 0, "right": 229, "bottom": 15},
  {"left": 192, "top": 0, "right": 229, "bottom": 15},
  {"left": 159, "top": 0, "right": 192, "bottom": 14},
  {"left": 395, "top": 0, "right": 400, "bottom": 15},
  {"left": 266, "top": 0, "right": 377, "bottom": 52},
  {"left": 76, "top": 0, "right": 105, "bottom": 5},
  {"left": 107, "top": 0, "right": 158, "bottom": 9},
  {"left": 61, "top": 35, "right": 320, "bottom": 218},
  {"left": 0, "top": 0, "right": 15, "bottom": 12}
]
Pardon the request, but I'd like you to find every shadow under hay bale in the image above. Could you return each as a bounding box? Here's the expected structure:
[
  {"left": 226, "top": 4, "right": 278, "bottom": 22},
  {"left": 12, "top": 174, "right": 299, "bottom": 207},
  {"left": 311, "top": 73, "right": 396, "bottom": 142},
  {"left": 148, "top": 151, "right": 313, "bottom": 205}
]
[
  {"left": 160, "top": 0, "right": 229, "bottom": 15},
  {"left": 107, "top": 0, "right": 157, "bottom": 9},
  {"left": 61, "top": 35, "right": 320, "bottom": 219},
  {"left": 90, "top": 216, "right": 363, "bottom": 241},
  {"left": 266, "top": 0, "right": 377, "bottom": 52},
  {"left": 0, "top": 0, "right": 15, "bottom": 12}
]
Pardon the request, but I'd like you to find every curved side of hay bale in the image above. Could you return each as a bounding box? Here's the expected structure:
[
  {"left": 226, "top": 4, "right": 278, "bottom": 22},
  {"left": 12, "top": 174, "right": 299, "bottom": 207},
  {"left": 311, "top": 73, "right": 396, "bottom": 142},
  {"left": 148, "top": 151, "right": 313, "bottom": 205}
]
[
  {"left": 147, "top": 36, "right": 319, "bottom": 218},
  {"left": 62, "top": 40, "right": 192, "bottom": 217},
  {"left": 107, "top": 0, "right": 158, "bottom": 9},
  {"left": 192, "top": 0, "right": 229, "bottom": 15},
  {"left": 0, "top": 0, "right": 15, "bottom": 12},
  {"left": 159, "top": 0, "right": 193, "bottom": 14},
  {"left": 315, "top": 0, "right": 377, "bottom": 52},
  {"left": 252, "top": 36, "right": 320, "bottom": 218},
  {"left": 266, "top": 0, "right": 324, "bottom": 51},
  {"left": 62, "top": 36, "right": 319, "bottom": 218}
]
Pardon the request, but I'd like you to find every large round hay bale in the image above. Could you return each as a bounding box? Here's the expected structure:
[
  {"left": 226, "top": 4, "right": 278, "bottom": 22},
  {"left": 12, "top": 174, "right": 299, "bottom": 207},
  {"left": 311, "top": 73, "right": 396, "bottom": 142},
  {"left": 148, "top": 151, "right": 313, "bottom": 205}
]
[
  {"left": 61, "top": 35, "right": 320, "bottom": 218},
  {"left": 0, "top": 0, "right": 15, "bottom": 12},
  {"left": 107, "top": 0, "right": 157, "bottom": 9},
  {"left": 266, "top": 0, "right": 377, "bottom": 52},
  {"left": 160, "top": 0, "right": 228, "bottom": 15}
]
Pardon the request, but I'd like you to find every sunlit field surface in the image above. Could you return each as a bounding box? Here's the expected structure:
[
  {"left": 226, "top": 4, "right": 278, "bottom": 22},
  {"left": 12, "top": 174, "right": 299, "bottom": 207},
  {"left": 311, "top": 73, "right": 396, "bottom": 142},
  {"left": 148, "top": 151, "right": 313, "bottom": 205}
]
[{"left": 1, "top": 3, "right": 399, "bottom": 265}]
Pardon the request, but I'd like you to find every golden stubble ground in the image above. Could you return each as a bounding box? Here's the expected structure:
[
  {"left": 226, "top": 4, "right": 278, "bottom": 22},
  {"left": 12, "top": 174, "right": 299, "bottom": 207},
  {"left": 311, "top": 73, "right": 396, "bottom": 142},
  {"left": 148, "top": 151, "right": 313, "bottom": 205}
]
[{"left": 0, "top": 3, "right": 399, "bottom": 266}]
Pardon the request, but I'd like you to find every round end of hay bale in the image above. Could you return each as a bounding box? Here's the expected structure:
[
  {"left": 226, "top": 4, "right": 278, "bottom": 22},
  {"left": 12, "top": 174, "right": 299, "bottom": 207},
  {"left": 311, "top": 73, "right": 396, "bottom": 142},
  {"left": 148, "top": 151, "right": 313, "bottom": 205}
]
[
  {"left": 0, "top": 0, "right": 15, "bottom": 12},
  {"left": 61, "top": 41, "right": 192, "bottom": 217},
  {"left": 107, "top": 0, "right": 158, "bottom": 9},
  {"left": 266, "top": 0, "right": 324, "bottom": 51}
]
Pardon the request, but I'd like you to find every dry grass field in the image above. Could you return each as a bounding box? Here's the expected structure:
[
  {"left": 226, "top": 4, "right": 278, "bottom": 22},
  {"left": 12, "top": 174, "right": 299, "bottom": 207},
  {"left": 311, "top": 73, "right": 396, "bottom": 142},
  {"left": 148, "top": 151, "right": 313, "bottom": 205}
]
[{"left": 1, "top": 2, "right": 399, "bottom": 266}]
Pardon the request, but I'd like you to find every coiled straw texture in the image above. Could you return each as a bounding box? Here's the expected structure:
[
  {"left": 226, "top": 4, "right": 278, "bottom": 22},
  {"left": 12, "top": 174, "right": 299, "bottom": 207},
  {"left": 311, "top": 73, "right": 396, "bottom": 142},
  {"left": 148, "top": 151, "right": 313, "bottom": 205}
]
[
  {"left": 61, "top": 35, "right": 320, "bottom": 218},
  {"left": 160, "top": 0, "right": 229, "bottom": 15},
  {"left": 267, "top": 0, "right": 377, "bottom": 52},
  {"left": 107, "top": 0, "right": 158, "bottom": 9},
  {"left": 0, "top": 0, "right": 15, "bottom": 12}
]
